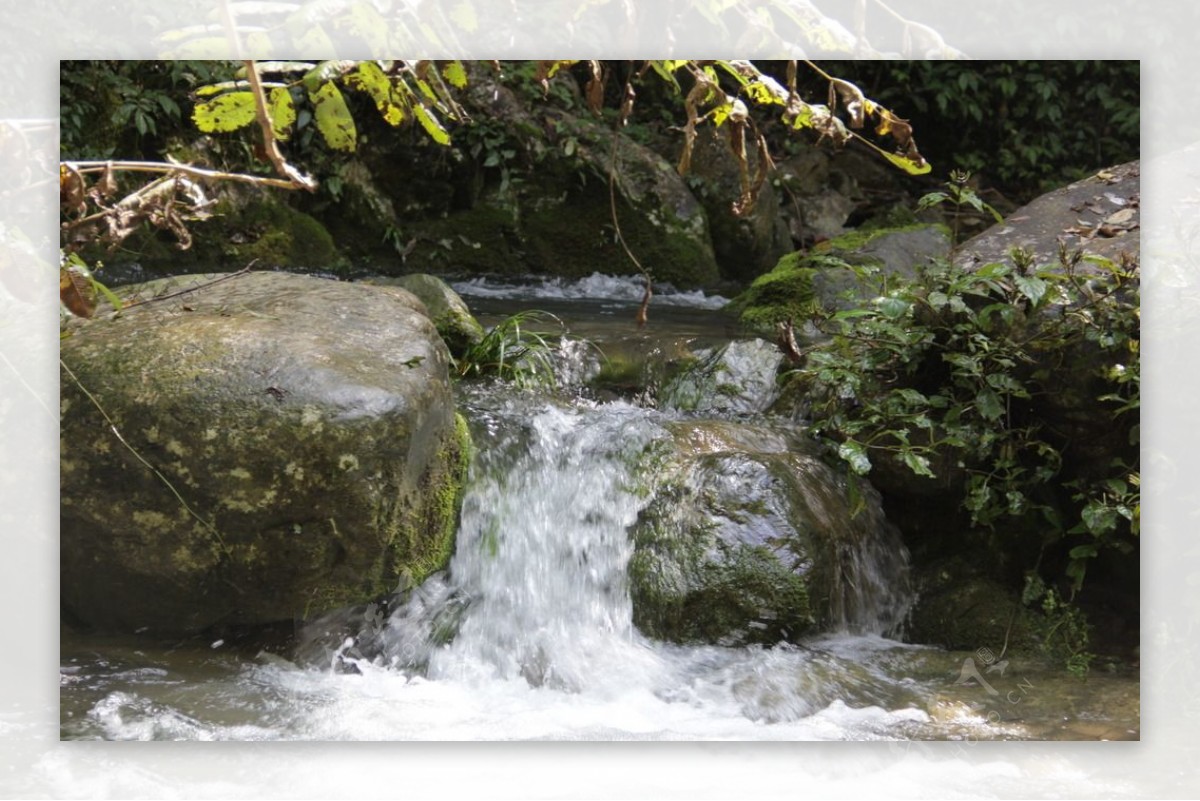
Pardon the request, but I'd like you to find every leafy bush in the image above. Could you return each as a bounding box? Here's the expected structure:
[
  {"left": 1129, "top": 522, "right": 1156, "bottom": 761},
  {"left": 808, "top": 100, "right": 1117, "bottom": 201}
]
[
  {"left": 61, "top": 61, "right": 235, "bottom": 159},
  {"left": 787, "top": 184, "right": 1139, "bottom": 596}
]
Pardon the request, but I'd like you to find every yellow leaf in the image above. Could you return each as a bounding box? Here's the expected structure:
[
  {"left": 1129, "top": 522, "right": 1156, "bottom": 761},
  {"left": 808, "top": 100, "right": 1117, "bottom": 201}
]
[
  {"left": 856, "top": 136, "right": 932, "bottom": 175},
  {"left": 442, "top": 60, "right": 468, "bottom": 89},
  {"left": 309, "top": 81, "right": 357, "bottom": 152},
  {"left": 346, "top": 61, "right": 407, "bottom": 126},
  {"left": 413, "top": 102, "right": 450, "bottom": 146},
  {"left": 192, "top": 92, "right": 257, "bottom": 133},
  {"left": 268, "top": 87, "right": 296, "bottom": 140}
]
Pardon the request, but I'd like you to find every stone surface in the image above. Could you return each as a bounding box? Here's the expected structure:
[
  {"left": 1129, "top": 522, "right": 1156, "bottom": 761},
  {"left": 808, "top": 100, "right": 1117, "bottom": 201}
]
[
  {"left": 361, "top": 273, "right": 484, "bottom": 356},
  {"left": 726, "top": 223, "right": 950, "bottom": 335},
  {"left": 630, "top": 421, "right": 911, "bottom": 646},
  {"left": 660, "top": 338, "right": 784, "bottom": 415},
  {"left": 60, "top": 272, "right": 470, "bottom": 634},
  {"left": 955, "top": 160, "right": 1140, "bottom": 273}
]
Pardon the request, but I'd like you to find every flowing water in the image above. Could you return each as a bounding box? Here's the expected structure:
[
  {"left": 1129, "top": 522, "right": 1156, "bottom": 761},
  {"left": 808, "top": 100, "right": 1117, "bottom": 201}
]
[{"left": 59, "top": 274, "right": 1139, "bottom": 743}]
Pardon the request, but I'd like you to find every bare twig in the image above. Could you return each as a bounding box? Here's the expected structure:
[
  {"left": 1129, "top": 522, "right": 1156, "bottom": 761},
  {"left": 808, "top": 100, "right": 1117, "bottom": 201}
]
[
  {"left": 606, "top": 97, "right": 653, "bottom": 329},
  {"left": 242, "top": 59, "right": 318, "bottom": 191},
  {"left": 65, "top": 159, "right": 308, "bottom": 191},
  {"left": 121, "top": 262, "right": 257, "bottom": 311}
]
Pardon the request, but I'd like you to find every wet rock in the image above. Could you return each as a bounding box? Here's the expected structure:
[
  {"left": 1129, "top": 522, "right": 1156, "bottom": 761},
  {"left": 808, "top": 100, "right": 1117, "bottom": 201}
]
[
  {"left": 630, "top": 421, "right": 911, "bottom": 646},
  {"left": 660, "top": 338, "right": 784, "bottom": 415},
  {"left": 60, "top": 272, "right": 471, "bottom": 634},
  {"left": 361, "top": 273, "right": 484, "bottom": 357}
]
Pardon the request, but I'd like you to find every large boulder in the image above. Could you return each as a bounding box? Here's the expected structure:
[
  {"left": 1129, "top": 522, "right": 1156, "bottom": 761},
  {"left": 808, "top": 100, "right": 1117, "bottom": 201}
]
[
  {"left": 60, "top": 272, "right": 471, "bottom": 634},
  {"left": 630, "top": 421, "right": 912, "bottom": 646},
  {"left": 955, "top": 160, "right": 1140, "bottom": 273}
]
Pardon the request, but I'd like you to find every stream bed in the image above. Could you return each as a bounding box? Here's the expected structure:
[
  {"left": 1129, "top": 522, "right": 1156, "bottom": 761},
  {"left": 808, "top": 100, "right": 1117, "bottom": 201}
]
[{"left": 60, "top": 274, "right": 1139, "bottom": 742}]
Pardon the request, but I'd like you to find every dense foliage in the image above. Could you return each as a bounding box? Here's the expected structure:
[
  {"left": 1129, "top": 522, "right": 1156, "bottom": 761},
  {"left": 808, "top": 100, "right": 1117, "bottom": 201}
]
[
  {"left": 789, "top": 178, "right": 1139, "bottom": 606},
  {"left": 808, "top": 60, "right": 1139, "bottom": 202}
]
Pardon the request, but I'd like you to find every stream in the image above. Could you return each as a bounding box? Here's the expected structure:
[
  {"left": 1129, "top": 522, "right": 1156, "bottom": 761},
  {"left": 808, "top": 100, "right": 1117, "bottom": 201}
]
[{"left": 59, "top": 274, "right": 1139, "bottom": 742}]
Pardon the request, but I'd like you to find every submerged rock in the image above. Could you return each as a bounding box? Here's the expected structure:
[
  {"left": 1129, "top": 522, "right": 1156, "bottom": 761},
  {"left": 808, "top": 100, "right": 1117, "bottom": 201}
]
[
  {"left": 630, "top": 421, "right": 911, "bottom": 646},
  {"left": 60, "top": 272, "right": 471, "bottom": 634}
]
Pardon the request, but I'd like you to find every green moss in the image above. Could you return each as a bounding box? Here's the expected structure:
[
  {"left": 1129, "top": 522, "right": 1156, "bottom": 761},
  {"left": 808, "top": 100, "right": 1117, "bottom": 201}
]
[
  {"left": 404, "top": 412, "right": 471, "bottom": 586},
  {"left": 228, "top": 199, "right": 341, "bottom": 269},
  {"left": 726, "top": 251, "right": 831, "bottom": 335}
]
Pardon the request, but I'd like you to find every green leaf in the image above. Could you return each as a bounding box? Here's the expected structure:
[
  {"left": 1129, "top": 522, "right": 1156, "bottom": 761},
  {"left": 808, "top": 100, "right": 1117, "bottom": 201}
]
[
  {"left": 838, "top": 440, "right": 872, "bottom": 475},
  {"left": 895, "top": 388, "right": 928, "bottom": 406},
  {"left": 1014, "top": 275, "right": 1048, "bottom": 305},
  {"left": 901, "top": 450, "right": 935, "bottom": 477},
  {"left": 876, "top": 296, "right": 911, "bottom": 319},
  {"left": 309, "top": 81, "right": 357, "bottom": 152},
  {"left": 975, "top": 388, "right": 1004, "bottom": 421},
  {"left": 1081, "top": 503, "right": 1117, "bottom": 534},
  {"left": 916, "top": 191, "right": 949, "bottom": 210},
  {"left": 191, "top": 91, "right": 257, "bottom": 132},
  {"left": 1069, "top": 544, "right": 1098, "bottom": 560},
  {"left": 974, "top": 262, "right": 1010, "bottom": 280},
  {"left": 267, "top": 87, "right": 296, "bottom": 140}
]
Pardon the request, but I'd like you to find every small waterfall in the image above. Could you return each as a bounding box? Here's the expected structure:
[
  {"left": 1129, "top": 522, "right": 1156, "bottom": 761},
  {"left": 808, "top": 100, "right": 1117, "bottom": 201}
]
[
  {"left": 355, "top": 390, "right": 915, "bottom": 695},
  {"left": 411, "top": 399, "right": 671, "bottom": 693}
]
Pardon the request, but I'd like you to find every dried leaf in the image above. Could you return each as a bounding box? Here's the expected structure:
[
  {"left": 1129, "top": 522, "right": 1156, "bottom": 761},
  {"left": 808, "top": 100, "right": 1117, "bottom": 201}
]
[
  {"left": 60, "top": 266, "right": 96, "bottom": 318},
  {"left": 93, "top": 163, "right": 118, "bottom": 201},
  {"left": 585, "top": 60, "right": 605, "bottom": 116},
  {"left": 619, "top": 82, "right": 636, "bottom": 125},
  {"left": 60, "top": 164, "right": 88, "bottom": 217},
  {"left": 1104, "top": 207, "right": 1136, "bottom": 226},
  {"left": 828, "top": 78, "right": 866, "bottom": 128}
]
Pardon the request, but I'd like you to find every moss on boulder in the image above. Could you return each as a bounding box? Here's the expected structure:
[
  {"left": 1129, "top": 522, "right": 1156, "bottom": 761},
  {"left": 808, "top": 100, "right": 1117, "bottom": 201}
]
[{"left": 60, "top": 272, "right": 468, "bottom": 634}]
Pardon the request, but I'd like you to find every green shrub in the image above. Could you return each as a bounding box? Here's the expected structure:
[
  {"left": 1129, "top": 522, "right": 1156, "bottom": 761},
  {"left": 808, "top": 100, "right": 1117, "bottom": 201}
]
[{"left": 787, "top": 187, "right": 1139, "bottom": 597}]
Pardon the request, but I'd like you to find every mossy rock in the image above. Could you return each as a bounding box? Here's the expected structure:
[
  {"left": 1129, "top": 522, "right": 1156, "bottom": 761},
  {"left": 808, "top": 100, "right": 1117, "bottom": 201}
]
[
  {"left": 97, "top": 186, "right": 345, "bottom": 280},
  {"left": 659, "top": 338, "right": 784, "bottom": 415},
  {"left": 60, "top": 272, "right": 468, "bottom": 634},
  {"left": 727, "top": 223, "right": 950, "bottom": 336},
  {"left": 630, "top": 421, "right": 912, "bottom": 646},
  {"left": 905, "top": 557, "right": 1038, "bottom": 653}
]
